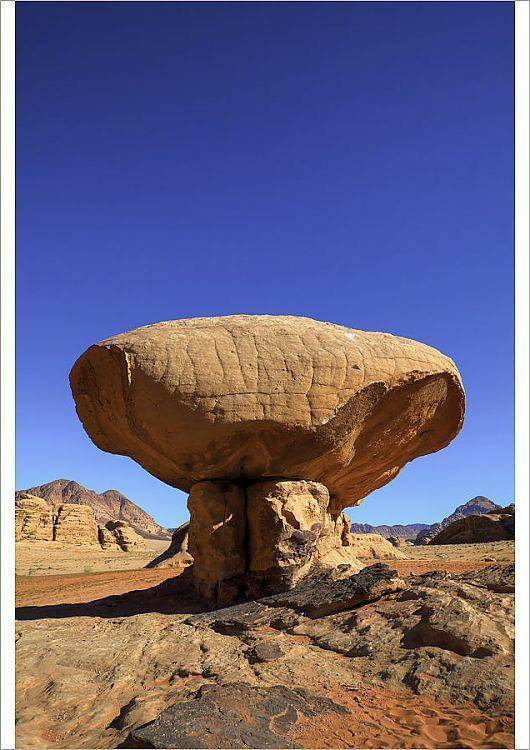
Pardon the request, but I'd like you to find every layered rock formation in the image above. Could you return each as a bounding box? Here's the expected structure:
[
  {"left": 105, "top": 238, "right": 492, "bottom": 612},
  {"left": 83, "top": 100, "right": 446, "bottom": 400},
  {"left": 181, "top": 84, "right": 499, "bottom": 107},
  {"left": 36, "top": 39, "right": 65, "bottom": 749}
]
[
  {"left": 15, "top": 495, "right": 99, "bottom": 545},
  {"left": 53, "top": 503, "right": 99, "bottom": 545},
  {"left": 70, "top": 315, "right": 465, "bottom": 601},
  {"left": 15, "top": 494, "right": 53, "bottom": 541},
  {"left": 15, "top": 494, "right": 148, "bottom": 550},
  {"left": 429, "top": 505, "right": 515, "bottom": 545},
  {"left": 16, "top": 479, "right": 170, "bottom": 540}
]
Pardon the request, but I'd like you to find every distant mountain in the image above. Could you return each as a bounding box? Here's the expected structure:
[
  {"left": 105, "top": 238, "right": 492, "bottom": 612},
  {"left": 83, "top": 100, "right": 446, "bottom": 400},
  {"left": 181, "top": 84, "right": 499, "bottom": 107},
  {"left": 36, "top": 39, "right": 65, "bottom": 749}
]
[
  {"left": 349, "top": 522, "right": 429, "bottom": 540},
  {"left": 15, "top": 479, "right": 171, "bottom": 540},
  {"left": 414, "top": 496, "right": 500, "bottom": 545},
  {"left": 351, "top": 496, "right": 501, "bottom": 545}
]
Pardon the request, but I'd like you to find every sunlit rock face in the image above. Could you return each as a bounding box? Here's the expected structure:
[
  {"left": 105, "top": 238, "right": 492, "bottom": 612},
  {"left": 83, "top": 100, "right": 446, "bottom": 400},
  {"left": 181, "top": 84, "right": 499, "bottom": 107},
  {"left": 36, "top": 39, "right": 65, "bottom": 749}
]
[
  {"left": 70, "top": 315, "right": 465, "bottom": 601},
  {"left": 69, "top": 315, "right": 464, "bottom": 509}
]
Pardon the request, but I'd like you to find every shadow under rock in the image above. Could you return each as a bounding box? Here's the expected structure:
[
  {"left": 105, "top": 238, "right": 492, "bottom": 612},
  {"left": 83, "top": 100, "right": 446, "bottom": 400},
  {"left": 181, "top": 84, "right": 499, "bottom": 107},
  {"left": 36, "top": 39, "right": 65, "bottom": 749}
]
[{"left": 15, "top": 568, "right": 210, "bottom": 621}]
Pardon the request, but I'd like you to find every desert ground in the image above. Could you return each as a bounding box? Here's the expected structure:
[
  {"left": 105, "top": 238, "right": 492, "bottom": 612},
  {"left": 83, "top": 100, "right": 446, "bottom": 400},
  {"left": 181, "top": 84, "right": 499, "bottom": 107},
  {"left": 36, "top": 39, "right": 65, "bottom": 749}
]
[
  {"left": 15, "top": 539, "right": 515, "bottom": 750},
  {"left": 15, "top": 539, "right": 168, "bottom": 577}
]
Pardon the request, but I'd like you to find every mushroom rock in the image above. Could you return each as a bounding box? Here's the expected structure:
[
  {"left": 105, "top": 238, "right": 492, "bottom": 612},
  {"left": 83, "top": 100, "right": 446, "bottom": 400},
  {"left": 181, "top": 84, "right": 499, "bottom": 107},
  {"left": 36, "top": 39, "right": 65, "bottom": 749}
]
[{"left": 70, "top": 315, "right": 465, "bottom": 601}]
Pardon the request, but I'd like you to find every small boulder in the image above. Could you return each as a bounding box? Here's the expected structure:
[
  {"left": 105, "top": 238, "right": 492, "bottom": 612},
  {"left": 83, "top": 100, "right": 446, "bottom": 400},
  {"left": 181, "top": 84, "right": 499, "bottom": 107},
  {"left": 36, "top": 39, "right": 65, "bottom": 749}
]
[{"left": 102, "top": 520, "right": 146, "bottom": 551}]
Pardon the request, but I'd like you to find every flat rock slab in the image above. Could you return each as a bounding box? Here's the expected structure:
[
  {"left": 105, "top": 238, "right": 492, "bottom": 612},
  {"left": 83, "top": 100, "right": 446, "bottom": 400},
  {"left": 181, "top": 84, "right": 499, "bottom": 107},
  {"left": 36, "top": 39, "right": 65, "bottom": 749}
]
[{"left": 130, "top": 683, "right": 348, "bottom": 749}]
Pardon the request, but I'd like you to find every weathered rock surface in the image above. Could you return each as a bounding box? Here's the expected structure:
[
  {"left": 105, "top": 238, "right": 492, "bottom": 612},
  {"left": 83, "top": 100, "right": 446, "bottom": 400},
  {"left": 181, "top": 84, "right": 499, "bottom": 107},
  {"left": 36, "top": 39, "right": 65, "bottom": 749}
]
[
  {"left": 246, "top": 480, "right": 349, "bottom": 597},
  {"left": 52, "top": 503, "right": 100, "bottom": 545},
  {"left": 69, "top": 315, "right": 465, "bottom": 510},
  {"left": 186, "top": 480, "right": 386, "bottom": 603},
  {"left": 344, "top": 533, "right": 406, "bottom": 560},
  {"left": 15, "top": 564, "right": 514, "bottom": 749},
  {"left": 131, "top": 683, "right": 348, "bottom": 749},
  {"left": 99, "top": 520, "right": 146, "bottom": 551},
  {"left": 429, "top": 506, "right": 515, "bottom": 545},
  {"left": 15, "top": 496, "right": 100, "bottom": 546},
  {"left": 187, "top": 481, "right": 247, "bottom": 603},
  {"left": 16, "top": 479, "right": 170, "bottom": 540},
  {"left": 146, "top": 523, "right": 193, "bottom": 569},
  {"left": 15, "top": 494, "right": 53, "bottom": 542}
]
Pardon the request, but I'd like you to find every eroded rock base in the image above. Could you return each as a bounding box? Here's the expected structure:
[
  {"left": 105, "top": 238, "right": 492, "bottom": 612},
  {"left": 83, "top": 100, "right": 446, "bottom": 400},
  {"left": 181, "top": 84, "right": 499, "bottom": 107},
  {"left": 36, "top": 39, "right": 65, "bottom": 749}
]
[{"left": 187, "top": 479, "right": 359, "bottom": 604}]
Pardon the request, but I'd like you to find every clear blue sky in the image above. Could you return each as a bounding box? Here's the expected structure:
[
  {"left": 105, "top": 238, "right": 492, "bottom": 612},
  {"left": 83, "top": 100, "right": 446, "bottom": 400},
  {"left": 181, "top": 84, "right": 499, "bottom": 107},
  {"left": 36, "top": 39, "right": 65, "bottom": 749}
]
[{"left": 16, "top": 2, "right": 514, "bottom": 529}]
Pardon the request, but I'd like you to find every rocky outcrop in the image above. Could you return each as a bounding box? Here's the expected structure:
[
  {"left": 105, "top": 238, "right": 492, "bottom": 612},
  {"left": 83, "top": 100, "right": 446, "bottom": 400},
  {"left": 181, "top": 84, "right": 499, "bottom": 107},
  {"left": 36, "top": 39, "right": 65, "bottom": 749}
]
[
  {"left": 414, "top": 523, "right": 443, "bottom": 545},
  {"left": 132, "top": 683, "right": 348, "bottom": 750},
  {"left": 146, "top": 523, "right": 193, "bottom": 569},
  {"left": 387, "top": 535, "right": 410, "bottom": 548},
  {"left": 15, "top": 494, "right": 146, "bottom": 550},
  {"left": 414, "top": 496, "right": 500, "bottom": 545},
  {"left": 429, "top": 506, "right": 515, "bottom": 545},
  {"left": 15, "top": 563, "right": 513, "bottom": 749},
  {"left": 98, "top": 520, "right": 146, "bottom": 551},
  {"left": 148, "top": 518, "right": 404, "bottom": 582},
  {"left": 53, "top": 503, "right": 99, "bottom": 545},
  {"left": 15, "top": 495, "right": 99, "bottom": 545},
  {"left": 186, "top": 480, "right": 398, "bottom": 603},
  {"left": 16, "top": 479, "right": 170, "bottom": 540},
  {"left": 15, "top": 494, "right": 53, "bottom": 541}
]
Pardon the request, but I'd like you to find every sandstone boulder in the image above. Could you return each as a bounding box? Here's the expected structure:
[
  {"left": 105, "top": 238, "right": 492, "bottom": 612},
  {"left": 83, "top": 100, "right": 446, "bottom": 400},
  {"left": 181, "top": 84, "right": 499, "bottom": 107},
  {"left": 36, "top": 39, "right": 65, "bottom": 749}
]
[
  {"left": 387, "top": 535, "right": 409, "bottom": 548},
  {"left": 102, "top": 520, "right": 146, "bottom": 551},
  {"left": 98, "top": 525, "right": 119, "bottom": 550},
  {"left": 69, "top": 315, "right": 464, "bottom": 511},
  {"left": 345, "top": 533, "right": 407, "bottom": 560},
  {"left": 15, "top": 494, "right": 53, "bottom": 541}
]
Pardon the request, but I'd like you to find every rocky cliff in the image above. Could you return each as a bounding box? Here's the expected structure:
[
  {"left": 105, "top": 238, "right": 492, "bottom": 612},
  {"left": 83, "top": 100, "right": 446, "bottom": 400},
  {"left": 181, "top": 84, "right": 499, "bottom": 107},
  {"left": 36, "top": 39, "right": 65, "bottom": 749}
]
[
  {"left": 16, "top": 479, "right": 170, "bottom": 540},
  {"left": 15, "top": 494, "right": 99, "bottom": 545}
]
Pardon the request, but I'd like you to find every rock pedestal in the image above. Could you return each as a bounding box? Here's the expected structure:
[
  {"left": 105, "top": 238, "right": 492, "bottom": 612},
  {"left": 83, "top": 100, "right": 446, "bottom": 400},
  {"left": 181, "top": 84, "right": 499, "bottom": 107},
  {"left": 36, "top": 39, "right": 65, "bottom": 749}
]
[
  {"left": 187, "top": 481, "right": 247, "bottom": 603},
  {"left": 187, "top": 478, "right": 356, "bottom": 604}
]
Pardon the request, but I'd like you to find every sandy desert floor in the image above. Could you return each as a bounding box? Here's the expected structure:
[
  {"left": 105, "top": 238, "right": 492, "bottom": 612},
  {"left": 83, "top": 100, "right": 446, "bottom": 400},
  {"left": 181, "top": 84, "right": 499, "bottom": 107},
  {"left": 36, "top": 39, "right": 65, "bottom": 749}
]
[
  {"left": 15, "top": 539, "right": 515, "bottom": 750},
  {"left": 15, "top": 539, "right": 515, "bottom": 607},
  {"left": 15, "top": 538, "right": 168, "bottom": 577}
]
